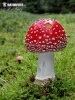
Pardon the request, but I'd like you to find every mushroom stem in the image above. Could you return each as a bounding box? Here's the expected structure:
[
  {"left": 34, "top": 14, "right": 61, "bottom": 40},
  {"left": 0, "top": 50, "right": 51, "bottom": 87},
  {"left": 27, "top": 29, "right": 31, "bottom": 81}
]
[
  {"left": 18, "top": 60, "right": 21, "bottom": 64},
  {"left": 35, "top": 52, "right": 55, "bottom": 80}
]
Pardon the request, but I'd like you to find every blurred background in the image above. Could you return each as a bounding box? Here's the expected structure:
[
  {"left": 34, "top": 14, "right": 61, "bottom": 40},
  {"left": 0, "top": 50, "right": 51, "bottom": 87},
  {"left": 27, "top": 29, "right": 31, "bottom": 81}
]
[{"left": 0, "top": 0, "right": 75, "bottom": 14}]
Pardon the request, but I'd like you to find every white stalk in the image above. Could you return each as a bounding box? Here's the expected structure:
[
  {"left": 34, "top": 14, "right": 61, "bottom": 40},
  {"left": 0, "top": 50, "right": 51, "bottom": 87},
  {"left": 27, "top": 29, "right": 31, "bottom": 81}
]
[{"left": 35, "top": 52, "right": 55, "bottom": 80}]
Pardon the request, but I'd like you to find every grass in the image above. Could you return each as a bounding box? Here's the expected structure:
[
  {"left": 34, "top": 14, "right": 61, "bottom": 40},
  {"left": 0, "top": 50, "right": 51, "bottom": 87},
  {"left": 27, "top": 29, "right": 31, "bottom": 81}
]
[{"left": 0, "top": 9, "right": 75, "bottom": 100}]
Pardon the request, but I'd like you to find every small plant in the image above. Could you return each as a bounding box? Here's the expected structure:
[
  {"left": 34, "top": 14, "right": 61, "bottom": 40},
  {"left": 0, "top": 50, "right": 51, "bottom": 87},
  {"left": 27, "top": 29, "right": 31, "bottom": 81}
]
[{"left": 0, "top": 37, "right": 6, "bottom": 45}]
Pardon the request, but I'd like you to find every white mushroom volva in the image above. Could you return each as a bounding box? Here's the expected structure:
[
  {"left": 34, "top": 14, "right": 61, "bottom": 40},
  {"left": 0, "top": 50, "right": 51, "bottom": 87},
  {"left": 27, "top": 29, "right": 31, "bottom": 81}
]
[{"left": 25, "top": 18, "right": 67, "bottom": 86}]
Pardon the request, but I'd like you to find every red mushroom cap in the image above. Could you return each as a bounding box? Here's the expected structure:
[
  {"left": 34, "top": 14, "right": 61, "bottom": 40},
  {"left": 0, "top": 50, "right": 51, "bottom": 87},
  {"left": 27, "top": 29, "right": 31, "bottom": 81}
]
[{"left": 25, "top": 18, "right": 67, "bottom": 53}]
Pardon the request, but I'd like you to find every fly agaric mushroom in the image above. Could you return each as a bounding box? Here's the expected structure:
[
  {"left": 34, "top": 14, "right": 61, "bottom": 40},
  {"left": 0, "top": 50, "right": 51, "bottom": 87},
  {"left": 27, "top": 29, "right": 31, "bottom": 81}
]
[
  {"left": 25, "top": 18, "right": 67, "bottom": 86},
  {"left": 15, "top": 56, "right": 24, "bottom": 64}
]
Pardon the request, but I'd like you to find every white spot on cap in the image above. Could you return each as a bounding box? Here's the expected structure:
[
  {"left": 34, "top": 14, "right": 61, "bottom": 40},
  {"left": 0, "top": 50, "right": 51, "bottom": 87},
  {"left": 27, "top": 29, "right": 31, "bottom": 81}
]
[
  {"left": 48, "top": 46, "right": 51, "bottom": 48},
  {"left": 51, "top": 45, "right": 53, "bottom": 48},
  {"left": 46, "top": 42, "right": 50, "bottom": 44},
  {"left": 53, "top": 28, "right": 55, "bottom": 30},
  {"left": 52, "top": 37, "right": 55, "bottom": 40},
  {"left": 47, "top": 35, "right": 49, "bottom": 38},
  {"left": 41, "top": 45, "right": 45, "bottom": 47},
  {"left": 42, "top": 50, "right": 46, "bottom": 52},
  {"left": 62, "top": 30, "right": 65, "bottom": 32},
  {"left": 39, "top": 36, "right": 42, "bottom": 39},
  {"left": 30, "top": 41, "right": 33, "bottom": 44},
  {"left": 45, "top": 39, "right": 48, "bottom": 41},
  {"left": 31, "top": 31, "right": 33, "bottom": 33},
  {"left": 34, "top": 40, "right": 36, "bottom": 42},
  {"left": 39, "top": 41, "right": 41, "bottom": 43},
  {"left": 60, "top": 37, "right": 63, "bottom": 40},
  {"left": 36, "top": 30, "right": 39, "bottom": 32},
  {"left": 55, "top": 32, "right": 57, "bottom": 34},
  {"left": 56, "top": 25, "right": 58, "bottom": 27},
  {"left": 42, "top": 31, "right": 44, "bottom": 33},
  {"left": 34, "top": 31, "right": 36, "bottom": 33},
  {"left": 40, "top": 32, "right": 42, "bottom": 33},
  {"left": 42, "top": 41, "right": 45, "bottom": 43},
  {"left": 61, "top": 34, "right": 64, "bottom": 36},
  {"left": 43, "top": 34, "right": 46, "bottom": 37},
  {"left": 27, "top": 34, "right": 29, "bottom": 37},
  {"left": 50, "top": 32, "right": 52, "bottom": 34},
  {"left": 36, "top": 34, "right": 38, "bottom": 36},
  {"left": 58, "top": 40, "right": 60, "bottom": 42},
  {"left": 46, "top": 48, "right": 49, "bottom": 50},
  {"left": 30, "top": 41, "right": 32, "bottom": 44},
  {"left": 30, "top": 28, "right": 33, "bottom": 30},
  {"left": 40, "top": 28, "right": 42, "bottom": 31},
  {"left": 53, "top": 43, "right": 57, "bottom": 45},
  {"left": 26, "top": 38, "right": 29, "bottom": 41},
  {"left": 30, "top": 36, "right": 33, "bottom": 39},
  {"left": 53, "top": 49, "right": 56, "bottom": 51},
  {"left": 59, "top": 30, "right": 61, "bottom": 32},
  {"left": 43, "top": 26, "right": 45, "bottom": 28},
  {"left": 49, "top": 41, "right": 52, "bottom": 44}
]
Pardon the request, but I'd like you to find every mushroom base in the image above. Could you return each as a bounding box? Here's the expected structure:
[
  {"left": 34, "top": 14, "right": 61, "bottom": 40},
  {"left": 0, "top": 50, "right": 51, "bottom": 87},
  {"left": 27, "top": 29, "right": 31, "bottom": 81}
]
[
  {"left": 34, "top": 78, "right": 51, "bottom": 87},
  {"left": 35, "top": 52, "right": 55, "bottom": 83}
]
